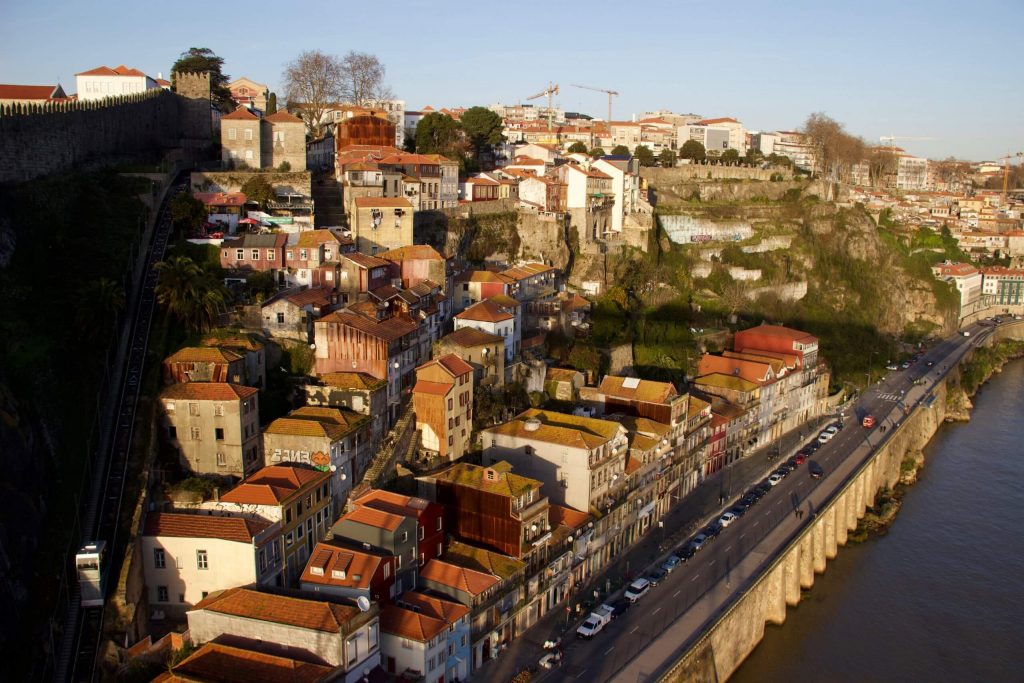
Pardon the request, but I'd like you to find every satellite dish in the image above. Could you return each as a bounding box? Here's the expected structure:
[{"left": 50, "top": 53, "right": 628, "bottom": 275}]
[
  {"left": 356, "top": 596, "right": 371, "bottom": 612},
  {"left": 329, "top": 465, "right": 338, "bottom": 472}
]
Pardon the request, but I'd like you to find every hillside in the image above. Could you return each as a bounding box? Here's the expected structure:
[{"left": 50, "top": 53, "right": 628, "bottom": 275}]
[{"left": 583, "top": 173, "right": 960, "bottom": 388}]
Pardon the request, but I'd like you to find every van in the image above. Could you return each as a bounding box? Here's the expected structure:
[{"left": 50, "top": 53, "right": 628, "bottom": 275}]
[{"left": 624, "top": 578, "right": 651, "bottom": 603}]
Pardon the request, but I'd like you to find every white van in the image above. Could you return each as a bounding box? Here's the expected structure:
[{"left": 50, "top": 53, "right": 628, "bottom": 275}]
[{"left": 624, "top": 578, "right": 651, "bottom": 603}]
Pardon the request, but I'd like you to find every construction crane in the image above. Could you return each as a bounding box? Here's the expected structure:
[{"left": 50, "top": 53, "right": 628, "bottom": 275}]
[
  {"left": 998, "top": 152, "right": 1023, "bottom": 203},
  {"left": 526, "top": 83, "right": 559, "bottom": 131},
  {"left": 878, "top": 135, "right": 933, "bottom": 154},
  {"left": 570, "top": 84, "right": 619, "bottom": 125}
]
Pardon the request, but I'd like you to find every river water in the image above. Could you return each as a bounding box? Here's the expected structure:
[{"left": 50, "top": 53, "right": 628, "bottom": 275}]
[{"left": 732, "top": 360, "right": 1024, "bottom": 683}]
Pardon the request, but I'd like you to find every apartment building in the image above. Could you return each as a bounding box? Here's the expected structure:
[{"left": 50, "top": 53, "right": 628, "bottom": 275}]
[
  {"left": 160, "top": 383, "right": 261, "bottom": 478},
  {"left": 412, "top": 354, "right": 475, "bottom": 462},
  {"left": 300, "top": 540, "right": 398, "bottom": 604}
]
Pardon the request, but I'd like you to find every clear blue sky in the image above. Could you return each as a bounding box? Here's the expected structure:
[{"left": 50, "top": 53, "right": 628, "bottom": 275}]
[{"left": 2, "top": 0, "right": 1020, "bottom": 161}]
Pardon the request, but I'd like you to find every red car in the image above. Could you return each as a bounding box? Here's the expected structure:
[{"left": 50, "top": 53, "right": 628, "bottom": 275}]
[
  {"left": 862, "top": 415, "right": 876, "bottom": 428},
  {"left": 795, "top": 452, "right": 808, "bottom": 465}
]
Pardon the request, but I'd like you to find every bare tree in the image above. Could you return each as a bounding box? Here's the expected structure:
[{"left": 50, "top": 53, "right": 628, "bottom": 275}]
[
  {"left": 868, "top": 148, "right": 899, "bottom": 187},
  {"left": 282, "top": 50, "right": 345, "bottom": 136},
  {"left": 341, "top": 51, "right": 392, "bottom": 106}
]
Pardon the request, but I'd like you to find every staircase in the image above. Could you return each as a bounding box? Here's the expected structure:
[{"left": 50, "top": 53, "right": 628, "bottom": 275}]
[
  {"left": 353, "top": 404, "right": 416, "bottom": 497},
  {"left": 311, "top": 174, "right": 346, "bottom": 228}
]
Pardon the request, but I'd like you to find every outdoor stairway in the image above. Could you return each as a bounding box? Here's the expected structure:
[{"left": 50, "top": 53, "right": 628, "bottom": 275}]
[
  {"left": 311, "top": 175, "right": 345, "bottom": 228},
  {"left": 353, "top": 405, "right": 416, "bottom": 497}
]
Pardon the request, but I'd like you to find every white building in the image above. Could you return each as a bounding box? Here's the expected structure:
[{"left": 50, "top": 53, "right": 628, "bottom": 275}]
[
  {"left": 931, "top": 262, "right": 982, "bottom": 310},
  {"left": 379, "top": 604, "right": 449, "bottom": 681},
  {"left": 454, "top": 298, "right": 519, "bottom": 362},
  {"left": 76, "top": 64, "right": 159, "bottom": 101},
  {"left": 592, "top": 157, "right": 640, "bottom": 233},
  {"left": 482, "top": 408, "right": 629, "bottom": 513},
  {"left": 897, "top": 154, "right": 929, "bottom": 191},
  {"left": 141, "top": 512, "right": 282, "bottom": 620}
]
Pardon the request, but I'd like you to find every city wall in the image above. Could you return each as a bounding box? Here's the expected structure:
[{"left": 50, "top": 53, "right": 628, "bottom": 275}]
[{"left": 661, "top": 321, "right": 1024, "bottom": 682}]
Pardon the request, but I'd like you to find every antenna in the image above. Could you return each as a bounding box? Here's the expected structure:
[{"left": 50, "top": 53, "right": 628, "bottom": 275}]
[{"left": 356, "top": 596, "right": 371, "bottom": 612}]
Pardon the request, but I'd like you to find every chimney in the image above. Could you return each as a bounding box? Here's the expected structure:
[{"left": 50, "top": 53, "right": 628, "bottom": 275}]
[{"left": 213, "top": 487, "right": 220, "bottom": 502}]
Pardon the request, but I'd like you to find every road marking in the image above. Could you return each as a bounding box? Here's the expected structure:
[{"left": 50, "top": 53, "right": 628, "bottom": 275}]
[
  {"left": 576, "top": 669, "right": 589, "bottom": 679},
  {"left": 630, "top": 626, "right": 639, "bottom": 634},
  {"left": 709, "top": 559, "right": 716, "bottom": 566},
  {"left": 653, "top": 607, "right": 662, "bottom": 615},
  {"left": 673, "top": 589, "right": 681, "bottom": 597},
  {"left": 691, "top": 573, "right": 700, "bottom": 582},
  {"left": 724, "top": 546, "right": 732, "bottom": 553},
  {"left": 604, "top": 646, "right": 615, "bottom": 655}
]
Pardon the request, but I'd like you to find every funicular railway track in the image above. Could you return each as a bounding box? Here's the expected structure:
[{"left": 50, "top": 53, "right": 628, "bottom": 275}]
[{"left": 55, "top": 175, "right": 186, "bottom": 682}]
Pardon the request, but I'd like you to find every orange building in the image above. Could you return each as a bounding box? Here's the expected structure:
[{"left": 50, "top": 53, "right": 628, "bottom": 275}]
[
  {"left": 336, "top": 113, "right": 397, "bottom": 150},
  {"left": 412, "top": 354, "right": 474, "bottom": 461}
]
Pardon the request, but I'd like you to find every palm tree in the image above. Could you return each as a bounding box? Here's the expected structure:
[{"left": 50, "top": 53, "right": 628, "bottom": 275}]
[{"left": 154, "top": 256, "right": 227, "bottom": 331}]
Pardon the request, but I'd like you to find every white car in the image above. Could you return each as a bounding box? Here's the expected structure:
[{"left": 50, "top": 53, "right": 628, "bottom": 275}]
[
  {"left": 817, "top": 431, "right": 833, "bottom": 444},
  {"left": 768, "top": 473, "right": 784, "bottom": 486},
  {"left": 624, "top": 578, "right": 651, "bottom": 603},
  {"left": 825, "top": 425, "right": 840, "bottom": 435},
  {"left": 719, "top": 511, "right": 738, "bottom": 527}
]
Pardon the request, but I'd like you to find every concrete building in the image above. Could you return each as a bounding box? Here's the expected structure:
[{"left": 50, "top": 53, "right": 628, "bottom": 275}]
[
  {"left": 398, "top": 591, "right": 471, "bottom": 683},
  {"left": 454, "top": 298, "right": 519, "bottom": 363},
  {"left": 305, "top": 372, "right": 388, "bottom": 448},
  {"left": 160, "top": 383, "right": 261, "bottom": 479},
  {"left": 931, "top": 261, "right": 983, "bottom": 310},
  {"left": 592, "top": 157, "right": 641, "bottom": 234},
  {"left": 221, "top": 107, "right": 262, "bottom": 168},
  {"left": 262, "top": 407, "right": 371, "bottom": 511},
  {"left": 142, "top": 512, "right": 281, "bottom": 619},
  {"left": 379, "top": 604, "right": 449, "bottom": 682},
  {"left": 163, "top": 347, "right": 247, "bottom": 386},
  {"left": 218, "top": 465, "right": 332, "bottom": 586},
  {"left": 262, "top": 110, "right": 307, "bottom": 170},
  {"left": 331, "top": 503, "right": 420, "bottom": 595},
  {"left": 482, "top": 409, "right": 629, "bottom": 513},
  {"left": 261, "top": 287, "right": 337, "bottom": 344},
  {"left": 187, "top": 587, "right": 381, "bottom": 681},
  {"left": 350, "top": 489, "right": 447, "bottom": 571},
  {"left": 75, "top": 64, "right": 158, "bottom": 101},
  {"left": 980, "top": 266, "right": 1024, "bottom": 305},
  {"left": 412, "top": 354, "right": 475, "bottom": 462},
  {"left": 350, "top": 197, "right": 414, "bottom": 255}
]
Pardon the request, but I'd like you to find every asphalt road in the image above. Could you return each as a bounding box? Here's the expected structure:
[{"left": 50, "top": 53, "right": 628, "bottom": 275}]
[{"left": 539, "top": 321, "right": 1000, "bottom": 683}]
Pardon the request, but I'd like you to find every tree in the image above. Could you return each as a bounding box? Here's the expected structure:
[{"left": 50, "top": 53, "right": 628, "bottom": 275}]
[
  {"left": 402, "top": 134, "right": 416, "bottom": 153},
  {"left": 460, "top": 106, "right": 505, "bottom": 166},
  {"left": 171, "top": 48, "right": 232, "bottom": 109},
  {"left": 240, "top": 175, "right": 275, "bottom": 208},
  {"left": 415, "top": 112, "right": 462, "bottom": 157},
  {"left": 567, "top": 341, "right": 601, "bottom": 374},
  {"left": 744, "top": 148, "right": 764, "bottom": 166},
  {"left": 282, "top": 50, "right": 345, "bottom": 137},
  {"left": 76, "top": 278, "right": 126, "bottom": 343},
  {"left": 567, "top": 141, "right": 588, "bottom": 154},
  {"left": 155, "top": 256, "right": 228, "bottom": 332},
  {"left": 610, "top": 145, "right": 630, "bottom": 156},
  {"left": 803, "top": 112, "right": 866, "bottom": 183},
  {"left": 868, "top": 148, "right": 898, "bottom": 187},
  {"left": 721, "top": 148, "right": 740, "bottom": 163},
  {"left": 634, "top": 145, "right": 656, "bottom": 167},
  {"left": 589, "top": 147, "right": 606, "bottom": 158},
  {"left": 767, "top": 153, "right": 792, "bottom": 167},
  {"left": 680, "top": 139, "right": 706, "bottom": 162},
  {"left": 170, "top": 193, "right": 208, "bottom": 234},
  {"left": 658, "top": 149, "right": 677, "bottom": 167},
  {"left": 266, "top": 92, "right": 277, "bottom": 115},
  {"left": 340, "top": 51, "right": 392, "bottom": 106}
]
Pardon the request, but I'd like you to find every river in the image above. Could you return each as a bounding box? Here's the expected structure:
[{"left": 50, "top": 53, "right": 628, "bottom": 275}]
[{"left": 732, "top": 360, "right": 1024, "bottom": 683}]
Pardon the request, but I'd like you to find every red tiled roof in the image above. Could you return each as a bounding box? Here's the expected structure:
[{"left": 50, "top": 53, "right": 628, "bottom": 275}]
[
  {"left": 316, "top": 371, "right": 386, "bottom": 390},
  {"left": 317, "top": 310, "right": 418, "bottom": 342},
  {"left": 165, "top": 346, "right": 243, "bottom": 364},
  {"left": 143, "top": 512, "right": 271, "bottom": 544},
  {"left": 412, "top": 380, "right": 451, "bottom": 396},
  {"left": 455, "top": 299, "right": 513, "bottom": 323},
  {"left": 420, "top": 559, "right": 499, "bottom": 597},
  {"left": 158, "top": 642, "right": 332, "bottom": 683},
  {"left": 265, "top": 110, "right": 304, "bottom": 124},
  {"left": 379, "top": 245, "right": 445, "bottom": 261},
  {"left": 0, "top": 84, "right": 61, "bottom": 100},
  {"left": 549, "top": 504, "right": 590, "bottom": 531},
  {"left": 300, "top": 542, "right": 388, "bottom": 589},
  {"left": 343, "top": 252, "right": 392, "bottom": 269},
  {"left": 76, "top": 64, "right": 147, "bottom": 77},
  {"left": 352, "top": 489, "right": 439, "bottom": 522},
  {"left": 341, "top": 505, "right": 405, "bottom": 531},
  {"left": 192, "top": 587, "right": 360, "bottom": 633},
  {"left": 399, "top": 591, "right": 470, "bottom": 624},
  {"left": 442, "top": 327, "right": 504, "bottom": 348},
  {"left": 160, "top": 383, "right": 259, "bottom": 401},
  {"left": 222, "top": 107, "right": 260, "bottom": 121},
  {"left": 380, "top": 605, "right": 448, "bottom": 642},
  {"left": 284, "top": 286, "right": 334, "bottom": 308},
  {"left": 220, "top": 465, "right": 328, "bottom": 506}
]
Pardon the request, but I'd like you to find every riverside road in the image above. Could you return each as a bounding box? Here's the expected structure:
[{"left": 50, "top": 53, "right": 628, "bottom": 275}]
[{"left": 512, "top": 321, "right": 998, "bottom": 683}]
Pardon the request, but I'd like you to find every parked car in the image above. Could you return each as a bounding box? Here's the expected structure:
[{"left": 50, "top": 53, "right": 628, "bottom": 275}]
[
  {"left": 794, "top": 453, "right": 808, "bottom": 466},
  {"left": 662, "top": 555, "right": 681, "bottom": 573},
  {"left": 768, "top": 473, "right": 784, "bottom": 486},
  {"left": 825, "top": 425, "right": 840, "bottom": 436},
  {"left": 886, "top": 363, "right": 899, "bottom": 371},
  {"left": 703, "top": 522, "right": 724, "bottom": 539},
  {"left": 647, "top": 568, "right": 667, "bottom": 586},
  {"left": 777, "top": 463, "right": 795, "bottom": 475},
  {"left": 817, "top": 431, "right": 832, "bottom": 444},
  {"left": 730, "top": 504, "right": 748, "bottom": 518},
  {"left": 748, "top": 486, "right": 768, "bottom": 500},
  {"left": 677, "top": 544, "right": 697, "bottom": 561},
  {"left": 608, "top": 599, "right": 630, "bottom": 618},
  {"left": 756, "top": 482, "right": 773, "bottom": 495},
  {"left": 624, "top": 578, "right": 651, "bottom": 603},
  {"left": 688, "top": 534, "right": 708, "bottom": 552},
  {"left": 809, "top": 461, "right": 824, "bottom": 479},
  {"left": 862, "top": 415, "right": 876, "bottom": 428},
  {"left": 576, "top": 604, "right": 615, "bottom": 639},
  {"left": 741, "top": 493, "right": 759, "bottom": 508},
  {"left": 719, "top": 511, "right": 738, "bottom": 527}
]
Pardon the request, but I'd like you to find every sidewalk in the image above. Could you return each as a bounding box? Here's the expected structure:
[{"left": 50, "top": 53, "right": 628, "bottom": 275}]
[{"left": 474, "top": 415, "right": 832, "bottom": 682}]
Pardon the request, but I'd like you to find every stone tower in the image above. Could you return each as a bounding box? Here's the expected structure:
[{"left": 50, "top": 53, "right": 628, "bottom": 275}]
[{"left": 174, "top": 71, "right": 212, "bottom": 150}]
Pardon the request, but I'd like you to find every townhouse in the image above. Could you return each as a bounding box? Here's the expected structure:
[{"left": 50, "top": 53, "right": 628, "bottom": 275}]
[
  {"left": 417, "top": 560, "right": 502, "bottom": 669},
  {"left": 412, "top": 354, "right": 475, "bottom": 462},
  {"left": 454, "top": 298, "right": 520, "bottom": 365},
  {"left": 304, "top": 372, "right": 388, "bottom": 448},
  {"left": 435, "top": 327, "right": 506, "bottom": 387},
  {"left": 155, "top": 641, "right": 333, "bottom": 682},
  {"left": 163, "top": 347, "right": 247, "bottom": 386},
  {"left": 220, "top": 233, "right": 288, "bottom": 276},
  {"left": 349, "top": 488, "right": 447, "bottom": 570},
  {"left": 300, "top": 540, "right": 397, "bottom": 604},
  {"left": 350, "top": 197, "right": 414, "bottom": 255},
  {"left": 397, "top": 591, "right": 471, "bottom": 683},
  {"left": 379, "top": 604, "right": 450, "bottom": 682}
]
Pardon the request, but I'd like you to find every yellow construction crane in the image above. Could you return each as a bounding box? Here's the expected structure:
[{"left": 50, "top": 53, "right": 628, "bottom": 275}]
[
  {"left": 526, "top": 83, "right": 560, "bottom": 131},
  {"left": 570, "top": 84, "right": 619, "bottom": 125}
]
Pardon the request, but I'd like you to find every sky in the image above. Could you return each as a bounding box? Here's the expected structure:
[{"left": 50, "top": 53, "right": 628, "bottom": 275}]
[{"left": 2, "top": 0, "right": 1021, "bottom": 161}]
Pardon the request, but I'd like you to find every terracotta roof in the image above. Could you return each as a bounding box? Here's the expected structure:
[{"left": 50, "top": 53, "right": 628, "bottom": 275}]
[
  {"left": 222, "top": 107, "right": 260, "bottom": 121},
  {"left": 220, "top": 465, "right": 328, "bottom": 506},
  {"left": 195, "top": 192, "right": 247, "bottom": 207},
  {"left": 316, "top": 371, "right": 386, "bottom": 390},
  {"left": 499, "top": 262, "right": 555, "bottom": 281},
  {"left": 455, "top": 299, "right": 514, "bottom": 323},
  {"left": 161, "top": 383, "right": 259, "bottom": 402},
  {"left": 158, "top": 642, "right": 332, "bottom": 683},
  {"left": 486, "top": 293, "right": 520, "bottom": 309},
  {"left": 203, "top": 334, "right": 264, "bottom": 353},
  {"left": 466, "top": 176, "right": 499, "bottom": 186},
  {"left": 687, "top": 395, "right": 710, "bottom": 419},
  {"left": 625, "top": 456, "right": 643, "bottom": 475},
  {"left": 192, "top": 587, "right": 360, "bottom": 634},
  {"left": 442, "top": 327, "right": 504, "bottom": 348},
  {"left": 265, "top": 110, "right": 304, "bottom": 124},
  {"left": 546, "top": 367, "right": 581, "bottom": 382},
  {"left": 695, "top": 117, "right": 740, "bottom": 125},
  {"left": 353, "top": 489, "right": 440, "bottom": 521},
  {"left": 420, "top": 559, "right": 499, "bottom": 597},
  {"left": 412, "top": 380, "right": 451, "bottom": 396},
  {"left": 548, "top": 504, "right": 590, "bottom": 531},
  {"left": 166, "top": 346, "right": 243, "bottom": 364},
  {"left": 340, "top": 505, "right": 405, "bottom": 532},
  {"left": 454, "top": 270, "right": 512, "bottom": 284},
  {"left": 222, "top": 234, "right": 287, "bottom": 249},
  {"left": 380, "top": 605, "right": 448, "bottom": 642},
  {"left": 144, "top": 512, "right": 271, "bottom": 544},
  {"left": 433, "top": 461, "right": 541, "bottom": 497},
  {"left": 263, "top": 406, "right": 365, "bottom": 440},
  {"left": 484, "top": 408, "right": 624, "bottom": 450},
  {"left": 418, "top": 353, "right": 474, "bottom": 378},
  {"left": 283, "top": 286, "right": 334, "bottom": 308},
  {"left": 353, "top": 196, "right": 413, "bottom": 208},
  {"left": 301, "top": 542, "right": 388, "bottom": 589},
  {"left": 599, "top": 375, "right": 678, "bottom": 404},
  {"left": 296, "top": 230, "right": 341, "bottom": 248},
  {"left": 443, "top": 541, "right": 526, "bottom": 580},
  {"left": 342, "top": 252, "right": 392, "bottom": 269},
  {"left": 0, "top": 84, "right": 61, "bottom": 100},
  {"left": 76, "top": 64, "right": 147, "bottom": 77},
  {"left": 735, "top": 323, "right": 817, "bottom": 344},
  {"left": 378, "top": 245, "right": 445, "bottom": 261},
  {"left": 697, "top": 355, "right": 773, "bottom": 386},
  {"left": 317, "top": 310, "right": 418, "bottom": 342},
  {"left": 399, "top": 591, "right": 470, "bottom": 624}
]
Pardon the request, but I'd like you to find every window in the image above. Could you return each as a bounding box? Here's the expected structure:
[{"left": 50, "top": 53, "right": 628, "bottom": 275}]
[
  {"left": 300, "top": 249, "right": 308, "bottom": 260},
  {"left": 251, "top": 249, "right": 260, "bottom": 260},
  {"left": 296, "top": 525, "right": 304, "bottom": 540},
  {"left": 157, "top": 586, "right": 168, "bottom": 603},
  {"left": 277, "top": 312, "right": 285, "bottom": 324},
  {"left": 228, "top": 128, "right": 236, "bottom": 140},
  {"left": 285, "top": 507, "right": 293, "bottom": 524},
  {"left": 167, "top": 426, "right": 177, "bottom": 439},
  {"left": 189, "top": 402, "right": 200, "bottom": 416},
  {"left": 419, "top": 526, "right": 425, "bottom": 541},
  {"left": 215, "top": 428, "right": 224, "bottom": 440},
  {"left": 286, "top": 532, "right": 294, "bottom": 547},
  {"left": 236, "top": 249, "right": 244, "bottom": 260},
  {"left": 153, "top": 548, "right": 165, "bottom": 569},
  {"left": 197, "top": 550, "right": 208, "bottom": 570},
  {"left": 448, "top": 418, "right": 453, "bottom": 430},
  {"left": 245, "top": 150, "right": 253, "bottom": 160},
  {"left": 326, "top": 271, "right": 333, "bottom": 281},
  {"left": 436, "top": 517, "right": 442, "bottom": 531},
  {"left": 214, "top": 404, "right": 224, "bottom": 417},
  {"left": 347, "top": 637, "right": 359, "bottom": 665},
  {"left": 216, "top": 452, "right": 226, "bottom": 466},
  {"left": 267, "top": 250, "right": 275, "bottom": 261},
  {"left": 244, "top": 128, "right": 253, "bottom": 141},
  {"left": 400, "top": 531, "right": 408, "bottom": 543},
  {"left": 179, "top": 594, "right": 185, "bottom": 603},
  {"left": 447, "top": 398, "right": 453, "bottom": 411},
  {"left": 259, "top": 549, "right": 267, "bottom": 573},
  {"left": 437, "top": 542, "right": 442, "bottom": 556},
  {"left": 383, "top": 562, "right": 390, "bottom": 579},
  {"left": 190, "top": 427, "right": 201, "bottom": 441}
]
